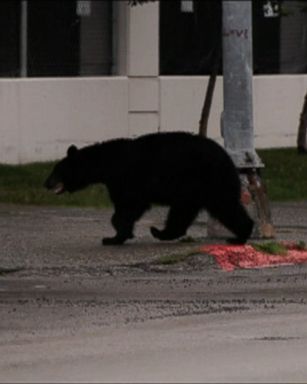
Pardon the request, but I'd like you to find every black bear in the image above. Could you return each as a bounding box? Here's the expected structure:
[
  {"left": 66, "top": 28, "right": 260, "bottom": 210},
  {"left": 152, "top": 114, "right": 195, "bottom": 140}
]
[{"left": 44, "top": 132, "right": 253, "bottom": 245}]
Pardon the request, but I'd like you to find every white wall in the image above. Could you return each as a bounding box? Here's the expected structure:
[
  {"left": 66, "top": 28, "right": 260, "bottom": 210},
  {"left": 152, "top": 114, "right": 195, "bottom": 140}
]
[
  {"left": 160, "top": 75, "right": 307, "bottom": 149},
  {"left": 0, "top": 78, "right": 128, "bottom": 163},
  {"left": 0, "top": 1, "right": 306, "bottom": 164},
  {"left": 1, "top": 74, "right": 305, "bottom": 164}
]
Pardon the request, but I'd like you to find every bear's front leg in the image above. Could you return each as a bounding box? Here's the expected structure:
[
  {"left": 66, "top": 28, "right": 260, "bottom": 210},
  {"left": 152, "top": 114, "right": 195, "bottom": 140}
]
[
  {"left": 102, "top": 203, "right": 149, "bottom": 246},
  {"left": 102, "top": 210, "right": 134, "bottom": 245},
  {"left": 102, "top": 234, "right": 133, "bottom": 246}
]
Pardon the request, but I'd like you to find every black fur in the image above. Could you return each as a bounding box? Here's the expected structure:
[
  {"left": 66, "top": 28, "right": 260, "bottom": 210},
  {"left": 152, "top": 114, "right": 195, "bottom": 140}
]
[{"left": 44, "top": 132, "right": 254, "bottom": 245}]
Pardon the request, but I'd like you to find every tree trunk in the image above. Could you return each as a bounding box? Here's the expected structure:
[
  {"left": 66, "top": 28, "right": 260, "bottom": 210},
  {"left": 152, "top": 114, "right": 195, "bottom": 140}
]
[
  {"left": 198, "top": 44, "right": 221, "bottom": 137},
  {"left": 297, "top": 91, "right": 307, "bottom": 153}
]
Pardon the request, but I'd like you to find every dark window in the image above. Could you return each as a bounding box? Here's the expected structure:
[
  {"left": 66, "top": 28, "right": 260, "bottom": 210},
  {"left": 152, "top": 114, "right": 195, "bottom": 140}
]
[
  {"left": 253, "top": 0, "right": 280, "bottom": 74},
  {"left": 0, "top": 1, "right": 20, "bottom": 77},
  {"left": 160, "top": 0, "right": 222, "bottom": 75},
  {"left": 28, "top": 1, "right": 80, "bottom": 76},
  {"left": 79, "top": 0, "right": 113, "bottom": 76},
  {"left": 160, "top": 0, "right": 307, "bottom": 75},
  {"left": 278, "top": 0, "right": 307, "bottom": 74},
  {"left": 0, "top": 0, "right": 113, "bottom": 77}
]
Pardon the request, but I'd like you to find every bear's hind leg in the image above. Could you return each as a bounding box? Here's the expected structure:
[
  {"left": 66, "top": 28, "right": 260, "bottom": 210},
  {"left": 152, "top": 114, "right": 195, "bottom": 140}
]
[
  {"left": 103, "top": 203, "right": 150, "bottom": 245},
  {"left": 151, "top": 204, "right": 200, "bottom": 241}
]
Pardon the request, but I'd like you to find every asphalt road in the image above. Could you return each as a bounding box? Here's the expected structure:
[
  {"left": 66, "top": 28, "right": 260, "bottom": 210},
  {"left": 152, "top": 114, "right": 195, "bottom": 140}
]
[{"left": 1, "top": 202, "right": 307, "bottom": 382}]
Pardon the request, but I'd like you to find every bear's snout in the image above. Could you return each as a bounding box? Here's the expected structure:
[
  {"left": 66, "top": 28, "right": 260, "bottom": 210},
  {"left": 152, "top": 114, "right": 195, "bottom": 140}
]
[{"left": 44, "top": 174, "right": 65, "bottom": 195}]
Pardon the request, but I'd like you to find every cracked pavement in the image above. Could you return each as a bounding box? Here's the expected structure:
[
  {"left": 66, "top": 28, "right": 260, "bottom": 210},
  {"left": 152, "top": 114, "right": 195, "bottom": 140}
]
[{"left": 1, "top": 202, "right": 307, "bottom": 382}]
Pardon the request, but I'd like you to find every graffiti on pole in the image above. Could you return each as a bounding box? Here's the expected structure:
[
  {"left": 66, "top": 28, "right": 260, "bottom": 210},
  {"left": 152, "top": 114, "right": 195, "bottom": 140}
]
[{"left": 223, "top": 28, "right": 249, "bottom": 39}]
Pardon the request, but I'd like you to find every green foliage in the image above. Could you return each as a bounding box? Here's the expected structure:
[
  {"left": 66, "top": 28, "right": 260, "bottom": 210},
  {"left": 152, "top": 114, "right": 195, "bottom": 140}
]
[
  {"left": 252, "top": 241, "right": 288, "bottom": 256},
  {"left": 280, "top": 3, "right": 307, "bottom": 16},
  {"left": 297, "top": 241, "right": 306, "bottom": 250},
  {"left": 252, "top": 240, "right": 307, "bottom": 256},
  {"left": 128, "top": 0, "right": 156, "bottom": 6},
  {"left": 259, "top": 148, "right": 307, "bottom": 201},
  {"left": 155, "top": 250, "right": 198, "bottom": 265}
]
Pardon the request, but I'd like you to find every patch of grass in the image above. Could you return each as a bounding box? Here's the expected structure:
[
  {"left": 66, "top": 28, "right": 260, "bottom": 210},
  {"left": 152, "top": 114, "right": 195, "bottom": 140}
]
[
  {"left": 297, "top": 241, "right": 306, "bottom": 250},
  {"left": 252, "top": 240, "right": 307, "bottom": 256},
  {"left": 258, "top": 148, "right": 307, "bottom": 201},
  {"left": 0, "top": 162, "right": 111, "bottom": 207},
  {"left": 252, "top": 241, "right": 288, "bottom": 256},
  {"left": 155, "top": 250, "right": 198, "bottom": 265}
]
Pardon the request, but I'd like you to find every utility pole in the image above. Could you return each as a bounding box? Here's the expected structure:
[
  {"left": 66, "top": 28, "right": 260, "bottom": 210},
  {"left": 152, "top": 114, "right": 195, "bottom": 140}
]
[
  {"left": 208, "top": 1, "right": 275, "bottom": 239},
  {"left": 20, "top": 0, "right": 28, "bottom": 77}
]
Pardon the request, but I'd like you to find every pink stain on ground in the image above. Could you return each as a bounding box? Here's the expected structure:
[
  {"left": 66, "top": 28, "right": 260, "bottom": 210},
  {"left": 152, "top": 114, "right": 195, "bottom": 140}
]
[{"left": 200, "top": 242, "right": 307, "bottom": 271}]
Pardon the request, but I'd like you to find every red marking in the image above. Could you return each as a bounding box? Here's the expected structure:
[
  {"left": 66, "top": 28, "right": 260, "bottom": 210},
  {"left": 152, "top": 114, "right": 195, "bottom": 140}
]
[
  {"left": 200, "top": 242, "right": 307, "bottom": 271},
  {"left": 241, "top": 190, "right": 252, "bottom": 205}
]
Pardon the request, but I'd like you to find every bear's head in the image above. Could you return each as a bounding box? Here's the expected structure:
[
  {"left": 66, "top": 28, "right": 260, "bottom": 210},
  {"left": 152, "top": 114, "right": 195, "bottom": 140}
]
[{"left": 44, "top": 145, "right": 89, "bottom": 194}]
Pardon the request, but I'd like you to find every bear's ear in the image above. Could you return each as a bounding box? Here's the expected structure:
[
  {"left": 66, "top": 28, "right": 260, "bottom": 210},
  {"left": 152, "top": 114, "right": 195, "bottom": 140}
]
[{"left": 67, "top": 145, "right": 78, "bottom": 158}]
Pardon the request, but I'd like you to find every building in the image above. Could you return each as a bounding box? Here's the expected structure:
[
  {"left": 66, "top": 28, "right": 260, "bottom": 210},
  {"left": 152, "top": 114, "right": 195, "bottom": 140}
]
[{"left": 0, "top": 0, "right": 307, "bottom": 164}]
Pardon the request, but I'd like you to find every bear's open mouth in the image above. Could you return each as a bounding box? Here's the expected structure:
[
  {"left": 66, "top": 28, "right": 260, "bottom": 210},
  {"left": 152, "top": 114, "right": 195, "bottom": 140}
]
[{"left": 53, "top": 183, "right": 65, "bottom": 195}]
